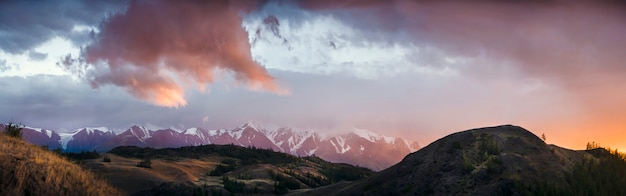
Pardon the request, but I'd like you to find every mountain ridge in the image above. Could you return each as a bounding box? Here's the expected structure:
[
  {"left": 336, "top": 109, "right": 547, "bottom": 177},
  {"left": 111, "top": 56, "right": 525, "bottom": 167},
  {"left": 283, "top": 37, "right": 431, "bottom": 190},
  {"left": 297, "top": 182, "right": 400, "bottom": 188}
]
[{"left": 0, "top": 122, "right": 419, "bottom": 170}]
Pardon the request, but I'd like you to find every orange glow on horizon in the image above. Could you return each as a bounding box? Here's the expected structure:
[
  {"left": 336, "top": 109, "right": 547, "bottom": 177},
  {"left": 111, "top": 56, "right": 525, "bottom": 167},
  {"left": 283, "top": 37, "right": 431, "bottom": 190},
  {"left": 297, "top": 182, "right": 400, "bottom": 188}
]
[{"left": 527, "top": 119, "right": 626, "bottom": 152}]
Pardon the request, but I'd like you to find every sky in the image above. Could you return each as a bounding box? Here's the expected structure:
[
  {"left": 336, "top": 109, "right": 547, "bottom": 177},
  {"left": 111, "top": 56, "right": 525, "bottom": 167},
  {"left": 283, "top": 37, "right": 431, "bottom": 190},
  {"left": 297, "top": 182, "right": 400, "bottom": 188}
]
[{"left": 1, "top": 0, "right": 625, "bottom": 150}]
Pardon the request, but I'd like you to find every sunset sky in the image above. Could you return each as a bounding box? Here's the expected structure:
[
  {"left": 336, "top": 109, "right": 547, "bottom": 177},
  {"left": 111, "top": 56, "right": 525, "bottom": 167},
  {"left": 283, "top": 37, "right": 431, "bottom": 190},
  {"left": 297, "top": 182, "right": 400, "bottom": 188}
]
[{"left": 1, "top": 0, "right": 625, "bottom": 150}]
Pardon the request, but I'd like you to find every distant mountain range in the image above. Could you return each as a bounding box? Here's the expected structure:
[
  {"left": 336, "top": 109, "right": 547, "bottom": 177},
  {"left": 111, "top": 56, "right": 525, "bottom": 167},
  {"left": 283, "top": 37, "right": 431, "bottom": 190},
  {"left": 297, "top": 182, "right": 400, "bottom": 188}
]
[{"left": 0, "top": 122, "right": 419, "bottom": 170}]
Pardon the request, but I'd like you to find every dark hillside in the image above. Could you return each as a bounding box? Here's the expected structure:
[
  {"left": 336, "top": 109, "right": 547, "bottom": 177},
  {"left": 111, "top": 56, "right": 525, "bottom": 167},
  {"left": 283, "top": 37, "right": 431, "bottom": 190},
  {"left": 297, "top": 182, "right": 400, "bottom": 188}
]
[
  {"left": 304, "top": 125, "right": 608, "bottom": 195},
  {"left": 520, "top": 147, "right": 626, "bottom": 195}
]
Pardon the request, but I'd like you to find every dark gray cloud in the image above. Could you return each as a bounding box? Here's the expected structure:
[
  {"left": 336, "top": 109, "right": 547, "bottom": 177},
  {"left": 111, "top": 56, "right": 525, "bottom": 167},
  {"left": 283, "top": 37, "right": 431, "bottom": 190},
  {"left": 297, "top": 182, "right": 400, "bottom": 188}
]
[
  {"left": 0, "top": 0, "right": 127, "bottom": 54},
  {"left": 292, "top": 0, "right": 626, "bottom": 83}
]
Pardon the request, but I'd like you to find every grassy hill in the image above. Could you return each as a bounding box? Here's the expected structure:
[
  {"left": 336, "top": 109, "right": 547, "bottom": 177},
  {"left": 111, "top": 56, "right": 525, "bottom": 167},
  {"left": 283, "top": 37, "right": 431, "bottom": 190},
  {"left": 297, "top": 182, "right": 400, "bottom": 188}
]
[
  {"left": 77, "top": 144, "right": 373, "bottom": 195},
  {"left": 300, "top": 125, "right": 626, "bottom": 195},
  {"left": 0, "top": 133, "right": 120, "bottom": 195}
]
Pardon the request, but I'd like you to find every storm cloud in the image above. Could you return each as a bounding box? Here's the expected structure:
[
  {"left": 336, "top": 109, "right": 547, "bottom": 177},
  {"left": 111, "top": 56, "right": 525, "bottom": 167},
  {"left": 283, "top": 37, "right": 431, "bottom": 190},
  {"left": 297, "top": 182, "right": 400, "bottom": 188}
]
[
  {"left": 0, "top": 0, "right": 126, "bottom": 54},
  {"left": 288, "top": 0, "right": 626, "bottom": 80}
]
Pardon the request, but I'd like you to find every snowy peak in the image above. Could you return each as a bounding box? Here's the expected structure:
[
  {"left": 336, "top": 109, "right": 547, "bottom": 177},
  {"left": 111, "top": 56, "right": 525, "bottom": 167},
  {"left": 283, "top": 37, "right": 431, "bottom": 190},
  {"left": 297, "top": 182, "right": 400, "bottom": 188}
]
[
  {"left": 329, "top": 135, "right": 352, "bottom": 154},
  {"left": 86, "top": 127, "right": 110, "bottom": 134},
  {"left": 60, "top": 127, "right": 112, "bottom": 145},
  {"left": 183, "top": 127, "right": 200, "bottom": 135},
  {"left": 24, "top": 126, "right": 56, "bottom": 138},
  {"left": 128, "top": 125, "right": 153, "bottom": 142},
  {"left": 241, "top": 121, "right": 264, "bottom": 132},
  {"left": 75, "top": 127, "right": 115, "bottom": 136},
  {"left": 59, "top": 127, "right": 116, "bottom": 152},
  {"left": 351, "top": 128, "right": 396, "bottom": 144},
  {"left": 266, "top": 127, "right": 318, "bottom": 154},
  {"left": 230, "top": 121, "right": 265, "bottom": 140},
  {"left": 403, "top": 139, "right": 421, "bottom": 152}
]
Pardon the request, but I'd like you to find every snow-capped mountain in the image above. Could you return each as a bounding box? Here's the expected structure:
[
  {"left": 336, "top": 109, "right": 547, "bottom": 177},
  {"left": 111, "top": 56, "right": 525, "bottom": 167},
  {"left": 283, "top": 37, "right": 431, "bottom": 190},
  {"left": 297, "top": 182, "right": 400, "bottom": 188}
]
[
  {"left": 1, "top": 122, "right": 420, "bottom": 170},
  {"left": 60, "top": 127, "right": 116, "bottom": 152}
]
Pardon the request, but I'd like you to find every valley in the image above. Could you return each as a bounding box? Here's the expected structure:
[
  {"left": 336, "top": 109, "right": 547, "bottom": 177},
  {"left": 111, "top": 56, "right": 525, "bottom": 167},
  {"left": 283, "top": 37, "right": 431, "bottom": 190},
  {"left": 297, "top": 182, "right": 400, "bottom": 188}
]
[{"left": 78, "top": 144, "right": 373, "bottom": 195}]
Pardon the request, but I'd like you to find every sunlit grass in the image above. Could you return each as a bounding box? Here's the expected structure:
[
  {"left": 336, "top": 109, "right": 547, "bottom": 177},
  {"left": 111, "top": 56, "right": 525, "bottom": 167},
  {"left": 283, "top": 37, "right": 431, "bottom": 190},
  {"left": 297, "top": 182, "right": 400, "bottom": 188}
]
[{"left": 0, "top": 134, "right": 120, "bottom": 195}]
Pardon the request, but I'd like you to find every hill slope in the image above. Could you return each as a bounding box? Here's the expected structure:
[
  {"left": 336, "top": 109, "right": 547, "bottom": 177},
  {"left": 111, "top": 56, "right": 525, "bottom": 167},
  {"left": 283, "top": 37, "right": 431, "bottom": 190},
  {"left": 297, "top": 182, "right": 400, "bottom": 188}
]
[
  {"left": 302, "top": 125, "right": 624, "bottom": 195},
  {"left": 0, "top": 133, "right": 120, "bottom": 195},
  {"left": 82, "top": 144, "right": 373, "bottom": 195}
]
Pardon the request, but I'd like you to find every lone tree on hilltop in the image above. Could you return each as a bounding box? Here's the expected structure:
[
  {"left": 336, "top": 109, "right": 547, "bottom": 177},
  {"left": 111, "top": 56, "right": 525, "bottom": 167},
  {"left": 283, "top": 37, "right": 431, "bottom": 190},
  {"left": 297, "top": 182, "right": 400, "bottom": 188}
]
[{"left": 4, "top": 122, "right": 23, "bottom": 139}]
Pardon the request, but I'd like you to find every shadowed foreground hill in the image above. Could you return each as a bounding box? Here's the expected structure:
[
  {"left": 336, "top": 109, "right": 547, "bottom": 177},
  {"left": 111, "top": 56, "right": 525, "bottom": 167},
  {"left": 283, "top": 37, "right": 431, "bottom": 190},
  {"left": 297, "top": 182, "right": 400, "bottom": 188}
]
[
  {"left": 299, "top": 125, "right": 626, "bottom": 195},
  {"left": 92, "top": 144, "right": 373, "bottom": 195},
  {"left": 0, "top": 133, "right": 120, "bottom": 195}
]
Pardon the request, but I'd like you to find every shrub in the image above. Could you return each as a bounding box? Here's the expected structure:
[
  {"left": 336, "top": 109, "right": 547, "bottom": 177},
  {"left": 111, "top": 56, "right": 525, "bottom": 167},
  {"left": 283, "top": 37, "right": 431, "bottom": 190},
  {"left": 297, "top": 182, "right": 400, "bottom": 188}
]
[
  {"left": 274, "top": 181, "right": 288, "bottom": 195},
  {"left": 209, "top": 164, "right": 236, "bottom": 176},
  {"left": 221, "top": 158, "right": 236, "bottom": 165},
  {"left": 461, "top": 151, "right": 474, "bottom": 173},
  {"left": 222, "top": 176, "right": 245, "bottom": 193},
  {"left": 103, "top": 154, "right": 111, "bottom": 162},
  {"left": 61, "top": 150, "right": 100, "bottom": 160},
  {"left": 479, "top": 134, "right": 499, "bottom": 155},
  {"left": 137, "top": 157, "right": 152, "bottom": 168}
]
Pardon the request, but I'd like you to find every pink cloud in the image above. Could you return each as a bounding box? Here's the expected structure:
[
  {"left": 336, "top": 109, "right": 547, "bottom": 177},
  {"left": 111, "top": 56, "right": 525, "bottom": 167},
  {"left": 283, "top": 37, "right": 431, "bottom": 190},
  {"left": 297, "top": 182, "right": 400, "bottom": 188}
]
[{"left": 78, "top": 0, "right": 286, "bottom": 107}]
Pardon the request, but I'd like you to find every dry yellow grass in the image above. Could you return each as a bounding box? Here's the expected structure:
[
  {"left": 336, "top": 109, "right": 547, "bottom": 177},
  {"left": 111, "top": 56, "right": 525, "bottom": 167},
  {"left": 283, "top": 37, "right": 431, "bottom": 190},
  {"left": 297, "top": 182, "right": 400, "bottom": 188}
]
[
  {"left": 83, "top": 154, "right": 221, "bottom": 194},
  {"left": 0, "top": 134, "right": 121, "bottom": 196}
]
